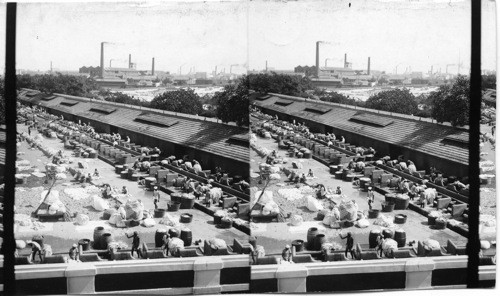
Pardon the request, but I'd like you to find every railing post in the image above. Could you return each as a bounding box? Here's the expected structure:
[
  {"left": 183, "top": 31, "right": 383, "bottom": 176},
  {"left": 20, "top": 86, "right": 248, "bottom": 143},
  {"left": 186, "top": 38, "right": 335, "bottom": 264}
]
[
  {"left": 65, "top": 263, "right": 97, "bottom": 294},
  {"left": 404, "top": 258, "right": 435, "bottom": 290},
  {"left": 276, "top": 264, "right": 308, "bottom": 293},
  {"left": 193, "top": 257, "right": 223, "bottom": 294}
]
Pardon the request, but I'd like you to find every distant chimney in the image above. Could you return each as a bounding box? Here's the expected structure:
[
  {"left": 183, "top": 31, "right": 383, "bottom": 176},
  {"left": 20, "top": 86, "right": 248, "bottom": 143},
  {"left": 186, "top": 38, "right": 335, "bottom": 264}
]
[
  {"left": 315, "top": 41, "right": 320, "bottom": 77},
  {"left": 100, "top": 42, "right": 105, "bottom": 78},
  {"left": 129, "top": 54, "right": 132, "bottom": 69},
  {"left": 367, "top": 57, "right": 371, "bottom": 75},
  {"left": 152, "top": 57, "right": 155, "bottom": 75},
  {"left": 50, "top": 61, "right": 53, "bottom": 73},
  {"left": 265, "top": 60, "right": 268, "bottom": 72},
  {"left": 431, "top": 65, "right": 433, "bottom": 74},
  {"left": 344, "top": 53, "right": 347, "bottom": 68}
]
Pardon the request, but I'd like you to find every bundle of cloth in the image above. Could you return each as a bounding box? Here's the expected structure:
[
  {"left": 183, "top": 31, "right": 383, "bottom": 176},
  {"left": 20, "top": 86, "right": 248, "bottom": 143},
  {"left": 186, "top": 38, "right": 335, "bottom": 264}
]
[
  {"left": 322, "top": 207, "right": 341, "bottom": 228},
  {"left": 382, "top": 238, "right": 398, "bottom": 257},
  {"left": 338, "top": 200, "right": 359, "bottom": 221}
]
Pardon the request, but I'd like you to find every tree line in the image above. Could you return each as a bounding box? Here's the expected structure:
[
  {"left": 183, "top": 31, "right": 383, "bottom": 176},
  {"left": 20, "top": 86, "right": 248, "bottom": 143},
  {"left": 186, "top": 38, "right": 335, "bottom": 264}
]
[
  {"left": 248, "top": 72, "right": 497, "bottom": 127},
  {"left": 8, "top": 72, "right": 497, "bottom": 127},
  {"left": 14, "top": 73, "right": 249, "bottom": 127}
]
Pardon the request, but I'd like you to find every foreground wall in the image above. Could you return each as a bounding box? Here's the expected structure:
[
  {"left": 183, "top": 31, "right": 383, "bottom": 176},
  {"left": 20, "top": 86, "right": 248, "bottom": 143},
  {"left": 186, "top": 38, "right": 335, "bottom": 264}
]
[
  {"left": 11, "top": 255, "right": 249, "bottom": 295},
  {"left": 1, "top": 255, "right": 496, "bottom": 293},
  {"left": 251, "top": 256, "right": 495, "bottom": 293}
]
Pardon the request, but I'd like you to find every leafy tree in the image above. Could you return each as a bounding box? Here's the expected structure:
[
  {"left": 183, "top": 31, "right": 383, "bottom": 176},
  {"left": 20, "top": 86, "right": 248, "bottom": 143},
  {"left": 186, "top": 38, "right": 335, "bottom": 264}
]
[
  {"left": 319, "top": 91, "right": 364, "bottom": 107},
  {"left": 378, "top": 77, "right": 388, "bottom": 84},
  {"left": 162, "top": 77, "right": 173, "bottom": 85},
  {"left": 214, "top": 78, "right": 249, "bottom": 127},
  {"left": 482, "top": 74, "right": 496, "bottom": 90},
  {"left": 150, "top": 89, "right": 203, "bottom": 115},
  {"left": 99, "top": 89, "right": 148, "bottom": 107},
  {"left": 247, "top": 72, "right": 314, "bottom": 97},
  {"left": 365, "top": 88, "right": 418, "bottom": 115},
  {"left": 430, "top": 75, "right": 470, "bottom": 126},
  {"left": 199, "top": 108, "right": 217, "bottom": 118},
  {"left": 16, "top": 73, "right": 99, "bottom": 97}
]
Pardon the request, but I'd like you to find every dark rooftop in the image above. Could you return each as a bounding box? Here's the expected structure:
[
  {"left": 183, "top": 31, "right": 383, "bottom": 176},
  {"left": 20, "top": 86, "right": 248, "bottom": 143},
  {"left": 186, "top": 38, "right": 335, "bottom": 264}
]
[
  {"left": 252, "top": 93, "right": 468, "bottom": 165},
  {"left": 18, "top": 90, "right": 249, "bottom": 164}
]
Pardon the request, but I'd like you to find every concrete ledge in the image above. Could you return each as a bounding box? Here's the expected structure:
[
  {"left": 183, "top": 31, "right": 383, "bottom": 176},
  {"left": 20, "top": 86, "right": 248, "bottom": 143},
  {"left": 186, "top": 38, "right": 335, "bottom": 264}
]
[
  {"left": 433, "top": 284, "right": 467, "bottom": 289},
  {"left": 220, "top": 283, "right": 250, "bottom": 292},
  {"left": 306, "top": 260, "right": 407, "bottom": 276},
  {"left": 405, "top": 258, "right": 435, "bottom": 272},
  {"left": 193, "top": 258, "right": 224, "bottom": 271},
  {"left": 98, "top": 287, "right": 193, "bottom": 295},
  {"left": 276, "top": 264, "right": 308, "bottom": 279},
  {"left": 220, "top": 255, "right": 250, "bottom": 268},
  {"left": 192, "top": 286, "right": 222, "bottom": 295},
  {"left": 65, "top": 263, "right": 97, "bottom": 277},
  {"left": 95, "top": 258, "right": 196, "bottom": 274},
  {"left": 432, "top": 256, "right": 468, "bottom": 269},
  {"left": 15, "top": 264, "right": 67, "bottom": 280},
  {"left": 250, "top": 265, "right": 280, "bottom": 280},
  {"left": 478, "top": 266, "right": 497, "bottom": 281}
]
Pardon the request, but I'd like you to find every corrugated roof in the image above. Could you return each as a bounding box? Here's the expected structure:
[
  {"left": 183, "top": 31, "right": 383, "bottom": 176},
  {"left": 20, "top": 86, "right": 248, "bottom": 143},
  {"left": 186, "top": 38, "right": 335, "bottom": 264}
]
[
  {"left": 19, "top": 90, "right": 248, "bottom": 164},
  {"left": 253, "top": 94, "right": 468, "bottom": 165}
]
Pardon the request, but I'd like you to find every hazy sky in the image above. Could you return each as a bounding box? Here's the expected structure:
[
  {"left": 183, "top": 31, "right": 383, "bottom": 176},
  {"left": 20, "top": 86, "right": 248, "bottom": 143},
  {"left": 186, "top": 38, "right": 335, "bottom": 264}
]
[{"left": 0, "top": 0, "right": 497, "bottom": 74}]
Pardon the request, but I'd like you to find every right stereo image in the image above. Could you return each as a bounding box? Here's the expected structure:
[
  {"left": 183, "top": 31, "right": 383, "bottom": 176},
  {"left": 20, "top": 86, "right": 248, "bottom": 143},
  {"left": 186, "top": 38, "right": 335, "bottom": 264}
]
[{"left": 248, "top": 0, "right": 496, "bottom": 293}]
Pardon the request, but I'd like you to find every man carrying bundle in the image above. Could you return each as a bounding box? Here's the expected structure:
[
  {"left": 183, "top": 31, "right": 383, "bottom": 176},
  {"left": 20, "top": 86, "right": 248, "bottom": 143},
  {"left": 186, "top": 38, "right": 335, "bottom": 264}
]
[
  {"left": 126, "top": 231, "right": 143, "bottom": 258},
  {"left": 339, "top": 231, "right": 355, "bottom": 259}
]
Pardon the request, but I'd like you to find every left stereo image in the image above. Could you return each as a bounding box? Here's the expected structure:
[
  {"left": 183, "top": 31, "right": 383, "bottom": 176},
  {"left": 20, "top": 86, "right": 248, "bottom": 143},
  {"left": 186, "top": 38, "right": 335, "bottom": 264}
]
[{"left": 5, "top": 1, "right": 252, "bottom": 294}]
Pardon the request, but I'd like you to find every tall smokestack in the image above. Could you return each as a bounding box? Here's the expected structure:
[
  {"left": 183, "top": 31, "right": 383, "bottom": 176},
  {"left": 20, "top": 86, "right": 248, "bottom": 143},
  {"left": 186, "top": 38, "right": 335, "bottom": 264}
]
[
  {"left": 215, "top": 66, "right": 217, "bottom": 75},
  {"left": 152, "top": 57, "right": 155, "bottom": 75},
  {"left": 344, "top": 53, "right": 347, "bottom": 68},
  {"left": 100, "top": 42, "right": 104, "bottom": 78},
  {"left": 367, "top": 57, "right": 371, "bottom": 75},
  {"left": 265, "top": 60, "right": 268, "bottom": 72},
  {"left": 431, "top": 65, "right": 433, "bottom": 74},
  {"left": 129, "top": 54, "right": 131, "bottom": 69},
  {"left": 315, "top": 41, "right": 320, "bottom": 77},
  {"left": 50, "top": 61, "right": 52, "bottom": 73}
]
